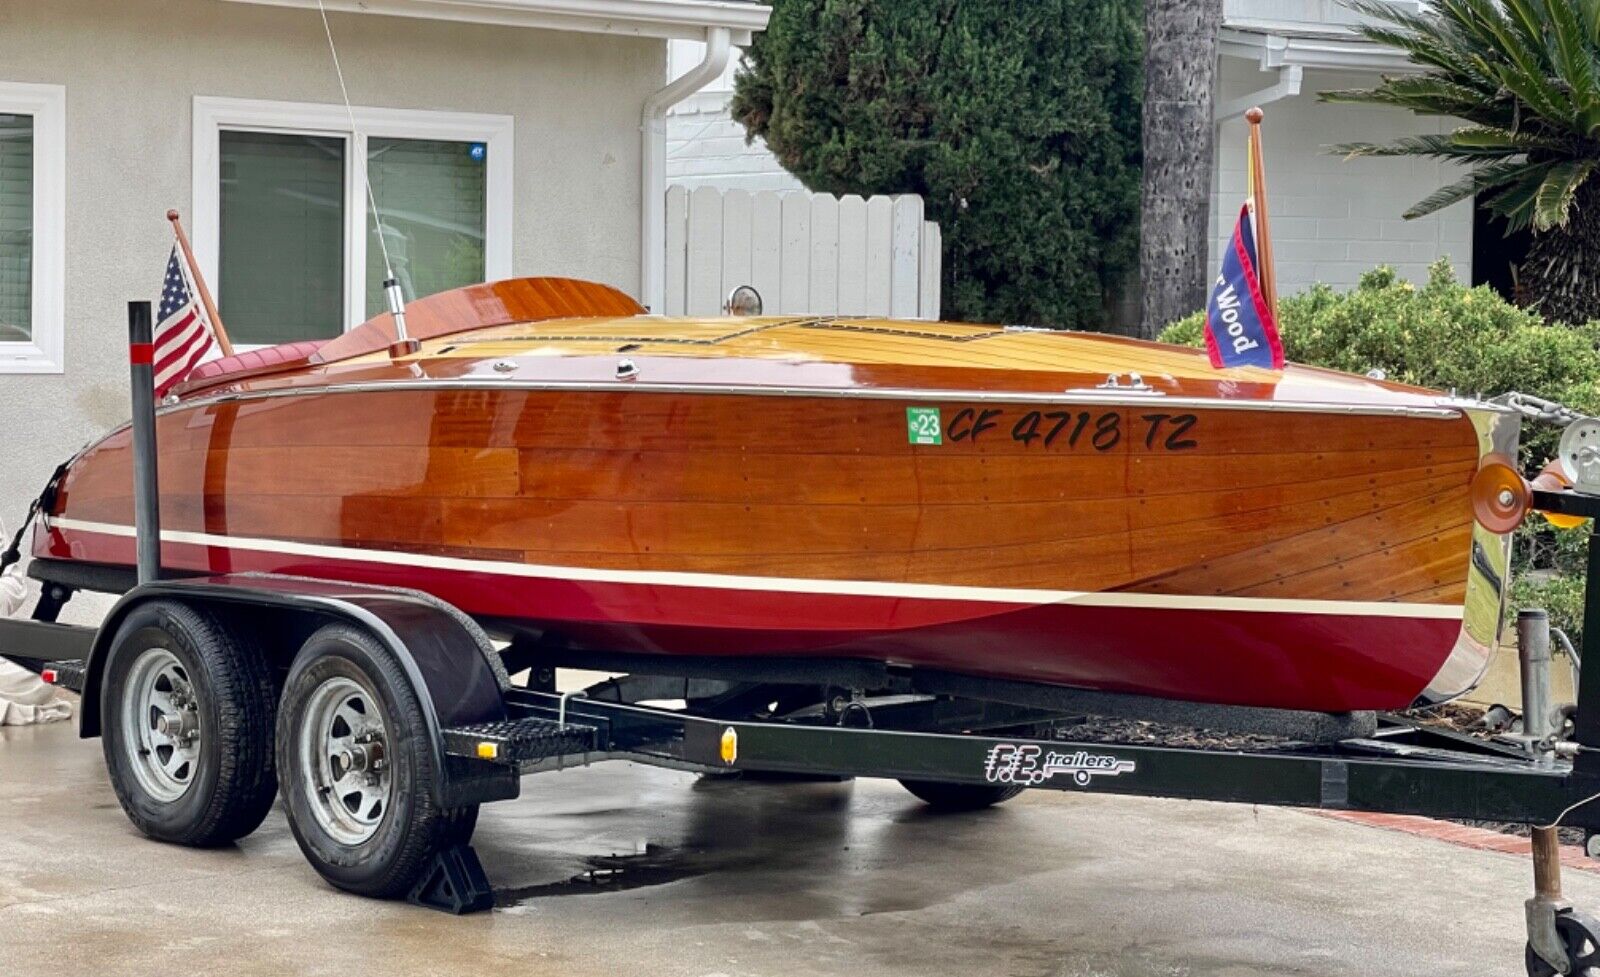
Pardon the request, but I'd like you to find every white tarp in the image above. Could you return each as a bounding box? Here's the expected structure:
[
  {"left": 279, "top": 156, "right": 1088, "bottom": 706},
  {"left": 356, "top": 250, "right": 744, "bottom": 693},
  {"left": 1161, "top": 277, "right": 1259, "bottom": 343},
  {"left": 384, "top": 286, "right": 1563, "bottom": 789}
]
[
  {"left": 0, "top": 658, "right": 70, "bottom": 726},
  {"left": 0, "top": 538, "right": 71, "bottom": 725}
]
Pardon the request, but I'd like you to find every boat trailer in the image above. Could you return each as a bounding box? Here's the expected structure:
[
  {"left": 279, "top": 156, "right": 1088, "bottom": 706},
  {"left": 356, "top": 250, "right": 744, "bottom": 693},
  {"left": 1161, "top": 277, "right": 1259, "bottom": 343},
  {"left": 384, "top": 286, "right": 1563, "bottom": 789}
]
[{"left": 4, "top": 304, "right": 1600, "bottom": 974}]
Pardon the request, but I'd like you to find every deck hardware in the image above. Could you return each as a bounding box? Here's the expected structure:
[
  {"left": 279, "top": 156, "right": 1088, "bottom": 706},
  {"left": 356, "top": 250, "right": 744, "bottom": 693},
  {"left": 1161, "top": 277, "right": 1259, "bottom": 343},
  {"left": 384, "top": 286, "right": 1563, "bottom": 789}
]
[
  {"left": 724, "top": 285, "right": 763, "bottom": 317},
  {"left": 616, "top": 358, "right": 639, "bottom": 381},
  {"left": 490, "top": 360, "right": 518, "bottom": 374},
  {"left": 1096, "top": 372, "right": 1160, "bottom": 394},
  {"left": 1366, "top": 368, "right": 1387, "bottom": 380}
]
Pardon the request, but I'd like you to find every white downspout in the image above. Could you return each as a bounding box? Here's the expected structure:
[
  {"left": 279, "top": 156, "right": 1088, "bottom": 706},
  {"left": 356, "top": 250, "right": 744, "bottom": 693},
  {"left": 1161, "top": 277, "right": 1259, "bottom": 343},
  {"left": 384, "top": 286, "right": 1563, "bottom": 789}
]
[
  {"left": 1215, "top": 64, "right": 1303, "bottom": 123},
  {"left": 641, "top": 25, "right": 733, "bottom": 313}
]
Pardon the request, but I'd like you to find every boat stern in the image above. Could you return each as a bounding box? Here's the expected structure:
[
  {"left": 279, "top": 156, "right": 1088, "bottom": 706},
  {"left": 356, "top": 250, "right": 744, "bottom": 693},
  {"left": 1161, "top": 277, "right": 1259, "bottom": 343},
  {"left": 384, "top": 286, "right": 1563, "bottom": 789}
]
[{"left": 1417, "top": 402, "right": 1523, "bottom": 704}]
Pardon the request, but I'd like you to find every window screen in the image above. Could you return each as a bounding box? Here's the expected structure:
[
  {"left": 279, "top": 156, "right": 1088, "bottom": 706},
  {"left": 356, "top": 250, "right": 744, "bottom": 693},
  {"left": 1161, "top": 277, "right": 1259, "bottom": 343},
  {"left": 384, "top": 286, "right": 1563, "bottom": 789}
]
[
  {"left": 218, "top": 131, "right": 346, "bottom": 345},
  {"left": 0, "top": 113, "right": 32, "bottom": 343},
  {"left": 365, "top": 138, "right": 486, "bottom": 316}
]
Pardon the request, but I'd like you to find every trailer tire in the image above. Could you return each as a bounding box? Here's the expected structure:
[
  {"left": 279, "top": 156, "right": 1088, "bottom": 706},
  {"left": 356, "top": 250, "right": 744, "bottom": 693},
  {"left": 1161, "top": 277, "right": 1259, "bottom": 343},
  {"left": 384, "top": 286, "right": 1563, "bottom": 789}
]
[
  {"left": 101, "top": 600, "right": 278, "bottom": 847},
  {"left": 898, "top": 779, "right": 1025, "bottom": 811},
  {"left": 898, "top": 722, "right": 1051, "bottom": 812},
  {"left": 276, "top": 624, "right": 478, "bottom": 899}
]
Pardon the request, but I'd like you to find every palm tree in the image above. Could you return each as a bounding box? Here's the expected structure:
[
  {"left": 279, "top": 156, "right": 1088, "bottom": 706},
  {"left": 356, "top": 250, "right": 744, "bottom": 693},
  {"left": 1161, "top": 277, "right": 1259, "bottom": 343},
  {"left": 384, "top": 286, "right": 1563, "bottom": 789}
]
[
  {"left": 1322, "top": 0, "right": 1600, "bottom": 324},
  {"left": 1140, "top": 0, "right": 1224, "bottom": 338}
]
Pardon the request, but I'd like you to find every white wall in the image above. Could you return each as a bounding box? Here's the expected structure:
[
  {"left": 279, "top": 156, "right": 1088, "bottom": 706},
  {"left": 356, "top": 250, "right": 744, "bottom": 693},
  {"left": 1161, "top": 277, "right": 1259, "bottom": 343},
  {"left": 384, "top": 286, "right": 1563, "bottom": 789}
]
[
  {"left": 1211, "top": 59, "right": 1473, "bottom": 293},
  {"left": 0, "top": 0, "right": 662, "bottom": 615},
  {"left": 665, "top": 38, "right": 801, "bottom": 192}
]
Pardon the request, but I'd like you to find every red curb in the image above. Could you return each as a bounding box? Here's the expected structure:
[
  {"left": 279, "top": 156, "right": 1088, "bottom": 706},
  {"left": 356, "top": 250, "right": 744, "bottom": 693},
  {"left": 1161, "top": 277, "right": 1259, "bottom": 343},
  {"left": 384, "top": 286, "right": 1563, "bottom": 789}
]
[{"left": 1312, "top": 809, "right": 1600, "bottom": 873}]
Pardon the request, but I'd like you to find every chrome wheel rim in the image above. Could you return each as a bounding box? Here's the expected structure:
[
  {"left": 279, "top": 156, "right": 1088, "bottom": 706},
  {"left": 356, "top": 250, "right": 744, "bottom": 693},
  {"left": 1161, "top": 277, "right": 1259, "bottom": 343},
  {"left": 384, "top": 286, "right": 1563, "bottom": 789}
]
[
  {"left": 120, "top": 648, "right": 202, "bottom": 803},
  {"left": 298, "top": 675, "right": 392, "bottom": 845}
]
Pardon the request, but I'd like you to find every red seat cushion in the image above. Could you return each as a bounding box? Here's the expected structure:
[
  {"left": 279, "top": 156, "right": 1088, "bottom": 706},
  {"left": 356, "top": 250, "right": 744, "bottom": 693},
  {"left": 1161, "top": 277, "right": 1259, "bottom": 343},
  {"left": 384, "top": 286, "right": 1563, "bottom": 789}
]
[{"left": 188, "top": 339, "right": 329, "bottom": 383}]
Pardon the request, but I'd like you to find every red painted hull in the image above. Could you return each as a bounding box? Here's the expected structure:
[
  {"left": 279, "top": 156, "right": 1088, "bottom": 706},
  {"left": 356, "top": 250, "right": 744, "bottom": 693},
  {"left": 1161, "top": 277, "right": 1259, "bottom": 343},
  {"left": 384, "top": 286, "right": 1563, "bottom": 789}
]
[{"left": 41, "top": 522, "right": 1459, "bottom": 712}]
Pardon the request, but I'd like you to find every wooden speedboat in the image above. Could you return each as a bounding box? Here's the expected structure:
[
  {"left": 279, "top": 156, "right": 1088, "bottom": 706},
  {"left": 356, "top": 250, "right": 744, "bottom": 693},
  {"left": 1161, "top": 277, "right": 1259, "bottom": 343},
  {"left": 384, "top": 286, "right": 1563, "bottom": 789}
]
[{"left": 31, "top": 278, "right": 1517, "bottom": 713}]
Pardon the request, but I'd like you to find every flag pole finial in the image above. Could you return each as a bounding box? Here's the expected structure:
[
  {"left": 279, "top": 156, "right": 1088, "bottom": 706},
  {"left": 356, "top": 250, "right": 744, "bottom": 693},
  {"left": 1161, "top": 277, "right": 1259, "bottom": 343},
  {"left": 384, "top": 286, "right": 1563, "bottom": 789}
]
[{"left": 1245, "top": 106, "right": 1264, "bottom": 124}]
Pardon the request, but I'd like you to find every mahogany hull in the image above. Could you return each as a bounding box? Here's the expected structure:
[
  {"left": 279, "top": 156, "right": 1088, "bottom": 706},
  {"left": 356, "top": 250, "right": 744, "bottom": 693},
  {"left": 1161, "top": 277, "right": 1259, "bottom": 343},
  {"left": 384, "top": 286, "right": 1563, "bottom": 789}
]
[{"left": 36, "top": 382, "right": 1511, "bottom": 713}]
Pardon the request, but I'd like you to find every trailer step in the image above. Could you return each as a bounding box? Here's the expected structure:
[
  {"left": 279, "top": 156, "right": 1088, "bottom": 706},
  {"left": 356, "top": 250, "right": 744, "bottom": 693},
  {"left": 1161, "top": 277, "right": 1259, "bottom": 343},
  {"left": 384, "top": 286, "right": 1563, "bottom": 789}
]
[
  {"left": 442, "top": 717, "right": 598, "bottom": 765},
  {"left": 39, "top": 659, "right": 86, "bottom": 694}
]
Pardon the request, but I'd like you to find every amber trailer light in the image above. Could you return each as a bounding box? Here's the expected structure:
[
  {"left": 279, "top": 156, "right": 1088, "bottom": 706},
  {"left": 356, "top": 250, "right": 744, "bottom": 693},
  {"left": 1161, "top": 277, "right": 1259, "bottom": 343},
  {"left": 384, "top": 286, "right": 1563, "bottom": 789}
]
[
  {"left": 1471, "top": 454, "right": 1532, "bottom": 533},
  {"left": 1527, "top": 460, "right": 1590, "bottom": 530}
]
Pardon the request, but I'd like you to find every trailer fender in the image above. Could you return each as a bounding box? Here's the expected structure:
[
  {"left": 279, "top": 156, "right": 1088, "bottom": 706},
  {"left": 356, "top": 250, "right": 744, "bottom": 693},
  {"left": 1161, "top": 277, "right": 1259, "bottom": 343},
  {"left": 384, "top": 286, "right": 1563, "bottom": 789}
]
[{"left": 79, "top": 574, "right": 511, "bottom": 807}]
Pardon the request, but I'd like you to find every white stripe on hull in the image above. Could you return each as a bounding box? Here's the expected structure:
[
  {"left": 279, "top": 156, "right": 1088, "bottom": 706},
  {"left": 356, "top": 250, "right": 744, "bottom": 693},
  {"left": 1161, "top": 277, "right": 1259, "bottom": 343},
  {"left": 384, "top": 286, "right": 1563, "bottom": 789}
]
[{"left": 47, "top": 516, "right": 1465, "bottom": 621}]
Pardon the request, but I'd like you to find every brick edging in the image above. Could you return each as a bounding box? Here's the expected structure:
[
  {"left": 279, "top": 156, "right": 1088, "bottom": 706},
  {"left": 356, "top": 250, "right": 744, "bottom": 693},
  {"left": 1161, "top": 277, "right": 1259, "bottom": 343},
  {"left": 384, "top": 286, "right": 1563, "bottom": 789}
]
[{"left": 1312, "top": 809, "right": 1600, "bottom": 873}]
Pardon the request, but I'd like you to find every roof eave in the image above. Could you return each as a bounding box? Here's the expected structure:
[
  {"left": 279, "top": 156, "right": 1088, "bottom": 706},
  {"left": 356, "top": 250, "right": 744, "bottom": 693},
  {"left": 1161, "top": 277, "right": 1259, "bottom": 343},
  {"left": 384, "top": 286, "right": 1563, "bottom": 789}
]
[
  {"left": 1220, "top": 24, "right": 1422, "bottom": 75},
  {"left": 220, "top": 0, "right": 768, "bottom": 42}
]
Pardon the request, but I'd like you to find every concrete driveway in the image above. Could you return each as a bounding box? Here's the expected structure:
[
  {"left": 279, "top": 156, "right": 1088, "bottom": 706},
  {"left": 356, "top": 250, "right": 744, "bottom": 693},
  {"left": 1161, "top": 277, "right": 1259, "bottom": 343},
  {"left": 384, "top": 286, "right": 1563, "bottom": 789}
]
[{"left": 1, "top": 717, "right": 1593, "bottom": 977}]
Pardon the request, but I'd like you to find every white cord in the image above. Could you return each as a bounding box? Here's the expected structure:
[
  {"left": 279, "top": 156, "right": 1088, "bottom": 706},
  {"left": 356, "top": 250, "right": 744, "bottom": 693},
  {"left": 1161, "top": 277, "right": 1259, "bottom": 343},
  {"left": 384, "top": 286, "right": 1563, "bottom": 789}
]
[
  {"left": 315, "top": 0, "right": 397, "bottom": 283},
  {"left": 1538, "top": 788, "right": 1600, "bottom": 830}
]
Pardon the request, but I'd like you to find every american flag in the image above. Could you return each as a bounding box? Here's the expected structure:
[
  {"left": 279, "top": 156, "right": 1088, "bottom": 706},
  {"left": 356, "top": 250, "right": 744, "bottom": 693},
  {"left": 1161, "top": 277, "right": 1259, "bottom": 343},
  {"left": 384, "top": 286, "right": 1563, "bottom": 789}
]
[{"left": 154, "top": 246, "right": 219, "bottom": 397}]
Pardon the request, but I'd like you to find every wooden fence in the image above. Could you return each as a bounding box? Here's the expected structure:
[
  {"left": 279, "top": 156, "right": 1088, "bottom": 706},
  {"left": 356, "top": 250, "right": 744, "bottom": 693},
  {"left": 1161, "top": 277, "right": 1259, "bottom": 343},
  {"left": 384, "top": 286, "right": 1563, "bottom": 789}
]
[{"left": 663, "top": 187, "right": 941, "bottom": 319}]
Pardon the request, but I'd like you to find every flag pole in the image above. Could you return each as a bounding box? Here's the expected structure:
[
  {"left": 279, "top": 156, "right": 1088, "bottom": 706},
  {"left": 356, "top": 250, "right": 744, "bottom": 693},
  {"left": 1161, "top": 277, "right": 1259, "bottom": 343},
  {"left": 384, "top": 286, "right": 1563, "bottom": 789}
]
[
  {"left": 165, "top": 209, "right": 234, "bottom": 357},
  {"left": 1244, "top": 107, "right": 1278, "bottom": 323}
]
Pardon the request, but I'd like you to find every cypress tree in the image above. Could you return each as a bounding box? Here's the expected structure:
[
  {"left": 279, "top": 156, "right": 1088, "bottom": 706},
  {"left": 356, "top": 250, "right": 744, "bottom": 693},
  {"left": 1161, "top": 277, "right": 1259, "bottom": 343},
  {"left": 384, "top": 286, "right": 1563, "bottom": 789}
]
[{"left": 732, "top": 0, "right": 1143, "bottom": 329}]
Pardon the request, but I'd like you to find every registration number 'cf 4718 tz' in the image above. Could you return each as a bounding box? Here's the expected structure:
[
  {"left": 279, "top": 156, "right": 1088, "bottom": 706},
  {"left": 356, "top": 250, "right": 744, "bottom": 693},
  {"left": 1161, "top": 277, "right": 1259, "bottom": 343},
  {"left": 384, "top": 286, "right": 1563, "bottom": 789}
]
[{"left": 907, "top": 406, "right": 1199, "bottom": 452}]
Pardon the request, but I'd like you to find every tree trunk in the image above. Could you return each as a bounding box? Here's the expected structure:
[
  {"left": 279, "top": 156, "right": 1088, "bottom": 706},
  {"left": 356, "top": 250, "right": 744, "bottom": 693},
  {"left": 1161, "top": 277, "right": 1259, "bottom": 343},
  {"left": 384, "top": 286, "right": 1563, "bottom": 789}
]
[
  {"left": 1521, "top": 181, "right": 1600, "bottom": 325},
  {"left": 1137, "top": 0, "right": 1223, "bottom": 339}
]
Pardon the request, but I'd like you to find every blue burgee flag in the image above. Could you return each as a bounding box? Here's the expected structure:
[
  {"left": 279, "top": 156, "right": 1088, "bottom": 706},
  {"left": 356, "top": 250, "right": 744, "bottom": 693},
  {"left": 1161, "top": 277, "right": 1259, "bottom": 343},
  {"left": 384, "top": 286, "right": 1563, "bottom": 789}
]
[{"left": 1204, "top": 203, "right": 1284, "bottom": 370}]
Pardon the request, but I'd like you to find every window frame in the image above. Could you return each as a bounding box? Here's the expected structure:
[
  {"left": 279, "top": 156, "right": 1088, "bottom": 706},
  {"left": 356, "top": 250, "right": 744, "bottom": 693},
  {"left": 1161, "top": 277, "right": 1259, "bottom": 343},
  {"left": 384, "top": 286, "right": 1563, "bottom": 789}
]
[
  {"left": 0, "top": 81, "right": 65, "bottom": 375},
  {"left": 192, "top": 96, "right": 513, "bottom": 338}
]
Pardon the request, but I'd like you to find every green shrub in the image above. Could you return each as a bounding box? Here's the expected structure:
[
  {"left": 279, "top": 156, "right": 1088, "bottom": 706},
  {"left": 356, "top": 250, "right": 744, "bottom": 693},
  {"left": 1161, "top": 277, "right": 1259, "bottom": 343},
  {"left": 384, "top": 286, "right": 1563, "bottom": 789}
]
[
  {"left": 1512, "top": 575, "right": 1589, "bottom": 649},
  {"left": 1161, "top": 259, "right": 1600, "bottom": 644}
]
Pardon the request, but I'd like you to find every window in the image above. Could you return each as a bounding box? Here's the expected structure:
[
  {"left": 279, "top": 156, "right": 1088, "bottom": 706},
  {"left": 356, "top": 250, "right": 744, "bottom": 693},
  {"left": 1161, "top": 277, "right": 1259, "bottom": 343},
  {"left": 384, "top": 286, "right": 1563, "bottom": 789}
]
[
  {"left": 0, "top": 82, "right": 64, "bottom": 374},
  {"left": 363, "top": 137, "right": 488, "bottom": 319},
  {"left": 219, "top": 131, "right": 346, "bottom": 345},
  {"left": 193, "top": 98, "right": 511, "bottom": 346}
]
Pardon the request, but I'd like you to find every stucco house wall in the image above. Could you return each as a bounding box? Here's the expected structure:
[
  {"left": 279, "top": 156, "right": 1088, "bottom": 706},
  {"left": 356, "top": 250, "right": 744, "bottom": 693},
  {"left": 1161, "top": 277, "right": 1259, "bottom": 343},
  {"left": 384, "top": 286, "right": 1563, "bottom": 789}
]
[
  {"left": 1210, "top": 59, "right": 1473, "bottom": 292},
  {"left": 0, "top": 0, "right": 662, "bottom": 578}
]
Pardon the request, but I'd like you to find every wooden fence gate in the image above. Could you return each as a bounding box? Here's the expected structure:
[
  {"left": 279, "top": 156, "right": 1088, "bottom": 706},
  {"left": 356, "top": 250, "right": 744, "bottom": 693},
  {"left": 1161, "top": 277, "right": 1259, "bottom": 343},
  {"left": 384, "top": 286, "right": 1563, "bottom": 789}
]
[{"left": 663, "top": 187, "right": 941, "bottom": 319}]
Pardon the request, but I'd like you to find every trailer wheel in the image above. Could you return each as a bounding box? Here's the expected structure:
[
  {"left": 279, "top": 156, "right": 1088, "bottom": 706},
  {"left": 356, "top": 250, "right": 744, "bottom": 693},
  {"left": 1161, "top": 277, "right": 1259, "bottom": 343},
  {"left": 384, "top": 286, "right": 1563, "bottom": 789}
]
[
  {"left": 1527, "top": 910, "right": 1600, "bottom": 976},
  {"left": 276, "top": 624, "right": 478, "bottom": 899},
  {"left": 898, "top": 722, "right": 1050, "bottom": 812},
  {"left": 101, "top": 600, "right": 278, "bottom": 846},
  {"left": 898, "top": 779, "right": 1025, "bottom": 812}
]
